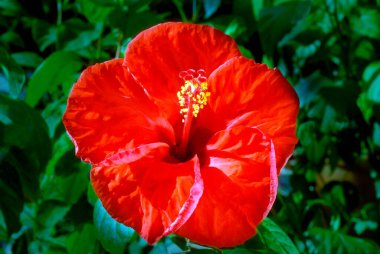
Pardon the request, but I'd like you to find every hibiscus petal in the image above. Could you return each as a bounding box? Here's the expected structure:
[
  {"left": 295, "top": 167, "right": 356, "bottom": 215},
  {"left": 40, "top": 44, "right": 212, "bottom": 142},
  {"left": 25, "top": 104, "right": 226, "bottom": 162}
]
[
  {"left": 124, "top": 22, "right": 241, "bottom": 125},
  {"left": 198, "top": 56, "right": 299, "bottom": 172},
  {"left": 63, "top": 59, "right": 175, "bottom": 163},
  {"left": 177, "top": 126, "right": 277, "bottom": 248},
  {"left": 91, "top": 142, "right": 204, "bottom": 245}
]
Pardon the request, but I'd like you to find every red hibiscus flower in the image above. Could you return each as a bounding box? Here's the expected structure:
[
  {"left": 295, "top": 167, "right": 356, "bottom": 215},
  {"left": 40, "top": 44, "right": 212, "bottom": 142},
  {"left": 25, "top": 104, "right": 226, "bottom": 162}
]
[{"left": 63, "top": 22, "right": 299, "bottom": 248}]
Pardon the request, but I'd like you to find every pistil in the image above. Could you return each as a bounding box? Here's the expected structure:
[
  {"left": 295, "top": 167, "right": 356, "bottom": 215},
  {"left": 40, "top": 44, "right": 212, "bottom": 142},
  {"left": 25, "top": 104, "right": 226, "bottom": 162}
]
[{"left": 176, "top": 69, "right": 210, "bottom": 158}]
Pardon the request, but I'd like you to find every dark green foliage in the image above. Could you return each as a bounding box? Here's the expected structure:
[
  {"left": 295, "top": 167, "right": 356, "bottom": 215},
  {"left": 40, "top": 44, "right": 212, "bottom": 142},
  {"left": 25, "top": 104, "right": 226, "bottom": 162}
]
[{"left": 0, "top": 0, "right": 379, "bottom": 253}]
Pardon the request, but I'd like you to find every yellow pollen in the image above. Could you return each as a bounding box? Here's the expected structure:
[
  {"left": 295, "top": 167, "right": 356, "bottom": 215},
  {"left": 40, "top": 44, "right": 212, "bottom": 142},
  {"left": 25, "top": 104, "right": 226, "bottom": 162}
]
[{"left": 177, "top": 69, "right": 210, "bottom": 121}]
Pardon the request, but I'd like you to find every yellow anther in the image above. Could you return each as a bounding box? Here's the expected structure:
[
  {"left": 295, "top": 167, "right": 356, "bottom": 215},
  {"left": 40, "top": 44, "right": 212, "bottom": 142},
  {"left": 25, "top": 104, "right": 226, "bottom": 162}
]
[{"left": 177, "top": 69, "right": 210, "bottom": 122}]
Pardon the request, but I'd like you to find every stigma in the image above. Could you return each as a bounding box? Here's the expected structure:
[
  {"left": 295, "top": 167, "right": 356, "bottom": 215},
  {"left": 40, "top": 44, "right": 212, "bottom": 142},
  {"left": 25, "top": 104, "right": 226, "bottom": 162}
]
[{"left": 177, "top": 69, "right": 210, "bottom": 122}]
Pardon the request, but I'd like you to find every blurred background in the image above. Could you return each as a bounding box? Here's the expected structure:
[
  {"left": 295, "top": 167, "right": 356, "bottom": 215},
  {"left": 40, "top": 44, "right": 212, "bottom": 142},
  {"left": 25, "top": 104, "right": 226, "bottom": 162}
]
[{"left": 1, "top": 0, "right": 380, "bottom": 253}]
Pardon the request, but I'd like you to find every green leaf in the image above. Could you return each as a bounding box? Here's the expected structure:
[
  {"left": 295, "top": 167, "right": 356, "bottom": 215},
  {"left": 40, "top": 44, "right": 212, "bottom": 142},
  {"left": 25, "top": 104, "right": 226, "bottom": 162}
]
[
  {"left": 41, "top": 161, "right": 89, "bottom": 205},
  {"left": 0, "top": 95, "right": 51, "bottom": 199},
  {"left": 373, "top": 123, "right": 380, "bottom": 147},
  {"left": 252, "top": 0, "right": 264, "bottom": 21},
  {"left": 258, "top": 0, "right": 311, "bottom": 56},
  {"left": 353, "top": 219, "right": 378, "bottom": 235},
  {"left": 0, "top": 95, "right": 51, "bottom": 162},
  {"left": 20, "top": 201, "right": 70, "bottom": 240},
  {"left": 351, "top": 8, "right": 380, "bottom": 40},
  {"left": 0, "top": 180, "right": 23, "bottom": 237},
  {"left": 94, "top": 200, "right": 134, "bottom": 254},
  {"left": 256, "top": 218, "right": 300, "bottom": 254},
  {"left": 11, "top": 52, "right": 43, "bottom": 68},
  {"left": 203, "top": 0, "right": 221, "bottom": 19},
  {"left": 109, "top": 9, "right": 167, "bottom": 38},
  {"left": 232, "top": 0, "right": 257, "bottom": 38},
  {"left": 307, "top": 227, "right": 380, "bottom": 254},
  {"left": 77, "top": 0, "right": 114, "bottom": 24},
  {"left": 38, "top": 201, "right": 71, "bottom": 229},
  {"left": 41, "top": 100, "right": 66, "bottom": 138},
  {"left": 86, "top": 182, "right": 98, "bottom": 206},
  {"left": 31, "top": 19, "right": 58, "bottom": 52},
  {"left": 66, "top": 224, "right": 96, "bottom": 254},
  {"left": 297, "top": 121, "right": 329, "bottom": 163},
  {"left": 0, "top": 0, "right": 21, "bottom": 16},
  {"left": 0, "top": 209, "right": 7, "bottom": 241},
  {"left": 0, "top": 47, "right": 25, "bottom": 99},
  {"left": 0, "top": 31, "right": 24, "bottom": 48},
  {"left": 40, "top": 133, "right": 89, "bottom": 205},
  {"left": 362, "top": 61, "right": 380, "bottom": 103},
  {"left": 238, "top": 45, "right": 254, "bottom": 59},
  {"left": 25, "top": 51, "right": 82, "bottom": 107},
  {"left": 64, "top": 23, "right": 103, "bottom": 51}
]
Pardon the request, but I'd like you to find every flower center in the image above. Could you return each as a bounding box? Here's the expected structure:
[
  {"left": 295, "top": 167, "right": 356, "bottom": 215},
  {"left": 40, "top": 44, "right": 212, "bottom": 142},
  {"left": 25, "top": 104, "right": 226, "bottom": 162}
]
[{"left": 176, "top": 69, "right": 210, "bottom": 158}]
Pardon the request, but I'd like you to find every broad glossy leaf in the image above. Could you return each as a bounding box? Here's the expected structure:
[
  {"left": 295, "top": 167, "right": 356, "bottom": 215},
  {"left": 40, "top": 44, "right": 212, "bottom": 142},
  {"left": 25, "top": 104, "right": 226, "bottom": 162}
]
[
  {"left": 258, "top": 0, "right": 311, "bottom": 56},
  {"left": 256, "top": 218, "right": 300, "bottom": 254},
  {"left": 66, "top": 224, "right": 96, "bottom": 254},
  {"left": 41, "top": 160, "right": 89, "bottom": 205},
  {"left": 0, "top": 48, "right": 25, "bottom": 99},
  {"left": 0, "top": 95, "right": 50, "bottom": 160},
  {"left": 25, "top": 51, "right": 82, "bottom": 107},
  {"left": 94, "top": 200, "right": 134, "bottom": 254},
  {"left": 0, "top": 95, "right": 51, "bottom": 199},
  {"left": 41, "top": 133, "right": 89, "bottom": 204}
]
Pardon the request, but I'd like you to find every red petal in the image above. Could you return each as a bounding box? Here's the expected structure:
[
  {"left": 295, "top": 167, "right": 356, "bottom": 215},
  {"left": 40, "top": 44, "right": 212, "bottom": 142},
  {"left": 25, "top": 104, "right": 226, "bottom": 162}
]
[
  {"left": 124, "top": 22, "right": 241, "bottom": 127},
  {"left": 197, "top": 56, "right": 299, "bottom": 172},
  {"left": 91, "top": 143, "right": 204, "bottom": 244},
  {"left": 63, "top": 59, "right": 175, "bottom": 163},
  {"left": 177, "top": 126, "right": 277, "bottom": 247}
]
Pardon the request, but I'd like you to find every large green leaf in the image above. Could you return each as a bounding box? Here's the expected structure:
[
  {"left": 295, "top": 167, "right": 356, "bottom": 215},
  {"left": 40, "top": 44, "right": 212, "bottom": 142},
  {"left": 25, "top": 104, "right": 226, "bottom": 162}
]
[
  {"left": 0, "top": 95, "right": 51, "bottom": 199},
  {"left": 255, "top": 218, "right": 300, "bottom": 254},
  {"left": 25, "top": 51, "right": 82, "bottom": 107},
  {"left": 0, "top": 95, "right": 51, "bottom": 162},
  {"left": 258, "top": 0, "right": 311, "bottom": 56},
  {"left": 94, "top": 200, "right": 134, "bottom": 254},
  {"left": 66, "top": 224, "right": 96, "bottom": 254}
]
